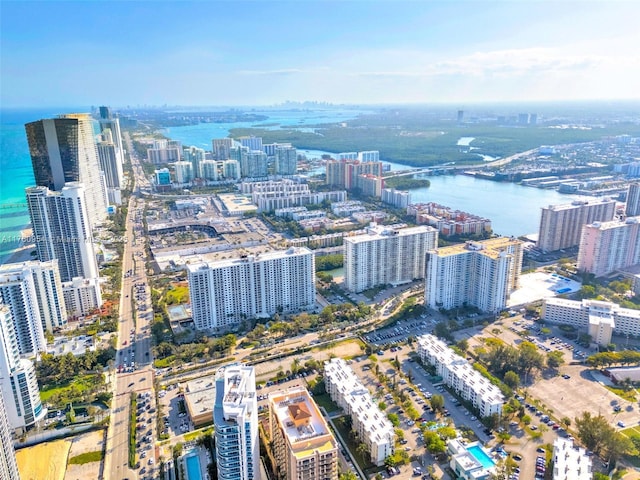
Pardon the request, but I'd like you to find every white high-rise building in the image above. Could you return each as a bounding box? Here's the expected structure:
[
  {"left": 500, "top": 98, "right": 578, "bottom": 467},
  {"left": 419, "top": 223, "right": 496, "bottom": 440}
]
[
  {"left": 25, "top": 113, "right": 109, "bottom": 226},
  {"left": 98, "top": 106, "right": 124, "bottom": 167},
  {"left": 344, "top": 224, "right": 438, "bottom": 293},
  {"left": 425, "top": 238, "right": 522, "bottom": 314},
  {"left": 0, "top": 305, "right": 46, "bottom": 432},
  {"left": 0, "top": 389, "right": 20, "bottom": 480},
  {"left": 357, "top": 150, "right": 380, "bottom": 162},
  {"left": 62, "top": 277, "right": 102, "bottom": 317},
  {"left": 26, "top": 183, "right": 100, "bottom": 283},
  {"left": 222, "top": 160, "right": 241, "bottom": 180},
  {"left": 239, "top": 136, "right": 263, "bottom": 152},
  {"left": 199, "top": 160, "right": 219, "bottom": 181},
  {"left": 0, "top": 260, "right": 66, "bottom": 348},
  {"left": 188, "top": 248, "right": 316, "bottom": 332},
  {"left": 97, "top": 129, "right": 124, "bottom": 205},
  {"left": 275, "top": 145, "right": 298, "bottom": 175},
  {"left": 269, "top": 388, "right": 338, "bottom": 480},
  {"left": 173, "top": 161, "right": 194, "bottom": 184},
  {"left": 626, "top": 183, "right": 640, "bottom": 217},
  {"left": 213, "top": 138, "right": 234, "bottom": 160},
  {"left": 240, "top": 150, "right": 268, "bottom": 178},
  {"left": 213, "top": 365, "right": 260, "bottom": 480},
  {"left": 578, "top": 217, "right": 640, "bottom": 277},
  {"left": 183, "top": 146, "right": 206, "bottom": 178}
]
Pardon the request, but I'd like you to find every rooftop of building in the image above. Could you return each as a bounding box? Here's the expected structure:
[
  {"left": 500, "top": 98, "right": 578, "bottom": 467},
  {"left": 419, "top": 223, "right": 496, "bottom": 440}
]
[
  {"left": 345, "top": 223, "right": 436, "bottom": 244},
  {"left": 184, "top": 375, "right": 217, "bottom": 421},
  {"left": 545, "top": 298, "right": 640, "bottom": 318},
  {"left": 217, "top": 193, "right": 258, "bottom": 214},
  {"left": 187, "top": 246, "right": 312, "bottom": 273},
  {"left": 324, "top": 359, "right": 395, "bottom": 442},
  {"left": 431, "top": 237, "right": 520, "bottom": 259},
  {"left": 553, "top": 438, "right": 592, "bottom": 480},
  {"left": 269, "top": 388, "right": 335, "bottom": 454},
  {"left": 588, "top": 216, "right": 640, "bottom": 229},
  {"left": 543, "top": 197, "right": 614, "bottom": 211}
]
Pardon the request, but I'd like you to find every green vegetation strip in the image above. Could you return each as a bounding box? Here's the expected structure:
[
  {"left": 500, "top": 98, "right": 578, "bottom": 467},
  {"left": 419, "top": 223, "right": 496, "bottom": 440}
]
[
  {"left": 129, "top": 393, "right": 137, "bottom": 468},
  {"left": 68, "top": 450, "right": 104, "bottom": 465}
]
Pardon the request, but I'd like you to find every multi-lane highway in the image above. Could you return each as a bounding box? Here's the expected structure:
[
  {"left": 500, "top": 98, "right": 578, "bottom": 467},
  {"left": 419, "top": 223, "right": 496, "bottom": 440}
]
[{"left": 103, "top": 139, "right": 157, "bottom": 480}]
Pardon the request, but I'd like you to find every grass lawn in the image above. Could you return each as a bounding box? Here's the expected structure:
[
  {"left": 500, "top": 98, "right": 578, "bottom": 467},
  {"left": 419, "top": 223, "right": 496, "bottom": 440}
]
[
  {"left": 604, "top": 386, "right": 637, "bottom": 402},
  {"left": 165, "top": 284, "right": 189, "bottom": 304},
  {"left": 183, "top": 426, "right": 214, "bottom": 442},
  {"left": 68, "top": 450, "right": 103, "bottom": 465},
  {"left": 311, "top": 392, "right": 340, "bottom": 414},
  {"left": 313, "top": 337, "right": 365, "bottom": 353},
  {"left": 40, "top": 374, "right": 100, "bottom": 403},
  {"left": 621, "top": 426, "right": 640, "bottom": 467}
]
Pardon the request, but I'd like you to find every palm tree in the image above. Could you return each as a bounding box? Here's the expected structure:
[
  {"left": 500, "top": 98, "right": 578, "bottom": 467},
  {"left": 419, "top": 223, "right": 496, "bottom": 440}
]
[{"left": 356, "top": 442, "right": 369, "bottom": 463}]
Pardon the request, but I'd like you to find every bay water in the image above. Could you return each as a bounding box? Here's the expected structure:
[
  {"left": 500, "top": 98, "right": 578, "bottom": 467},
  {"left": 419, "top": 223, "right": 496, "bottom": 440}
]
[{"left": 1, "top": 107, "right": 576, "bottom": 261}]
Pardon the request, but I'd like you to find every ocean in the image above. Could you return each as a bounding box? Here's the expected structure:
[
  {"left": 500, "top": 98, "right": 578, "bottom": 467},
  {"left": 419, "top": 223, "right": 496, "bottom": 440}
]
[{"left": 0, "top": 108, "right": 87, "bottom": 262}]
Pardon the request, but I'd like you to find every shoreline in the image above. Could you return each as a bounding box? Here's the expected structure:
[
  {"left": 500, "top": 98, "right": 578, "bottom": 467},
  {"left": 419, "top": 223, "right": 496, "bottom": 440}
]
[{"left": 0, "top": 227, "right": 35, "bottom": 265}]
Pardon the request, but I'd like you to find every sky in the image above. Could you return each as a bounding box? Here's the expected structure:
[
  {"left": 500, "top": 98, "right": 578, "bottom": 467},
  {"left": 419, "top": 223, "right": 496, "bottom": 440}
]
[{"left": 1, "top": 0, "right": 640, "bottom": 107}]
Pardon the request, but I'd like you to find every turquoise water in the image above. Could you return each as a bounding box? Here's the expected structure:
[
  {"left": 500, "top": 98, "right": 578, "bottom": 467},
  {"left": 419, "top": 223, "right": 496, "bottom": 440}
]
[
  {"left": 185, "top": 453, "right": 202, "bottom": 480},
  {"left": 467, "top": 445, "right": 495, "bottom": 469},
  {"left": 0, "top": 108, "right": 88, "bottom": 261}
]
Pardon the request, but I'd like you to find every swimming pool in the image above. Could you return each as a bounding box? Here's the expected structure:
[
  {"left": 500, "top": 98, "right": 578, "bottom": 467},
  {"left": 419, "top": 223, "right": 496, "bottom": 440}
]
[
  {"left": 467, "top": 445, "right": 495, "bottom": 469},
  {"left": 186, "top": 454, "right": 203, "bottom": 480}
]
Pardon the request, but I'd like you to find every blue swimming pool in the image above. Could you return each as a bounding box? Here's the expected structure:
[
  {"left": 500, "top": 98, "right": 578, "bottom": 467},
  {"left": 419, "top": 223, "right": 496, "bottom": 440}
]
[
  {"left": 186, "top": 454, "right": 202, "bottom": 480},
  {"left": 467, "top": 445, "right": 495, "bottom": 469}
]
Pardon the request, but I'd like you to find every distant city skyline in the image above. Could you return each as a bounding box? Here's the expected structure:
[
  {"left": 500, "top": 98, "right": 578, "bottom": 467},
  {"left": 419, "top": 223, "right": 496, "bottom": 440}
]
[{"left": 1, "top": 1, "right": 639, "bottom": 107}]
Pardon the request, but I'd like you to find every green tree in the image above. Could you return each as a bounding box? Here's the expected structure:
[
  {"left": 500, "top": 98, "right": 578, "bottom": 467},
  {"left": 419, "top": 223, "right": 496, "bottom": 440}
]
[
  {"left": 546, "top": 351, "right": 565, "bottom": 370},
  {"left": 340, "top": 472, "right": 358, "bottom": 480},
  {"left": 575, "top": 411, "right": 612, "bottom": 454},
  {"left": 578, "top": 285, "right": 597, "bottom": 299},
  {"left": 503, "top": 371, "right": 520, "bottom": 389},
  {"left": 457, "top": 338, "right": 469, "bottom": 353},
  {"left": 356, "top": 442, "right": 369, "bottom": 462},
  {"left": 387, "top": 413, "right": 400, "bottom": 427},
  {"left": 437, "top": 425, "right": 457, "bottom": 440},
  {"left": 430, "top": 394, "right": 445, "bottom": 412}
]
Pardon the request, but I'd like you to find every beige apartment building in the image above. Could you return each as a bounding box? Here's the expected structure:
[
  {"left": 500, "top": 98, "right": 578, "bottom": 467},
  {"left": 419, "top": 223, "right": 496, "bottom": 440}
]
[{"left": 268, "top": 388, "right": 338, "bottom": 480}]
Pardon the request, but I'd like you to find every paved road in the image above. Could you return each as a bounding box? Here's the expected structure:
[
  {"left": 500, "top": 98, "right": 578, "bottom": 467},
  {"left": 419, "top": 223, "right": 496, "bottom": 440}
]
[{"left": 103, "top": 144, "right": 157, "bottom": 480}]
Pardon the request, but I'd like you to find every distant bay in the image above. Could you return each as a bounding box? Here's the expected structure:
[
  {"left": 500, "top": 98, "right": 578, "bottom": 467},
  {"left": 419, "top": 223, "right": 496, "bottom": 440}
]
[{"left": 162, "top": 107, "right": 371, "bottom": 149}]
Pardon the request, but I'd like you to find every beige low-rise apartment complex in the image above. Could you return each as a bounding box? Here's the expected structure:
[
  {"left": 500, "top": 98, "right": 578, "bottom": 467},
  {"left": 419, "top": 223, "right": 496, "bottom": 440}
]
[{"left": 268, "top": 388, "right": 338, "bottom": 480}]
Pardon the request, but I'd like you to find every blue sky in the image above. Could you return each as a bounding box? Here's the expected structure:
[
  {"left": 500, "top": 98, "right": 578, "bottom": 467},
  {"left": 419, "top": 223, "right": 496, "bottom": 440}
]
[{"left": 1, "top": 1, "right": 639, "bottom": 107}]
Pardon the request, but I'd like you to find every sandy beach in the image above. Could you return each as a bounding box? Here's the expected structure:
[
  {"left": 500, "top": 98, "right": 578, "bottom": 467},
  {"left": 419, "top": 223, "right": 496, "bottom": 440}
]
[{"left": 1, "top": 227, "right": 36, "bottom": 265}]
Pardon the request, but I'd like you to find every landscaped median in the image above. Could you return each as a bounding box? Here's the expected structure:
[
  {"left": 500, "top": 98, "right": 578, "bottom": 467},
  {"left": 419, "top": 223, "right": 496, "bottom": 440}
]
[{"left": 129, "top": 393, "right": 137, "bottom": 468}]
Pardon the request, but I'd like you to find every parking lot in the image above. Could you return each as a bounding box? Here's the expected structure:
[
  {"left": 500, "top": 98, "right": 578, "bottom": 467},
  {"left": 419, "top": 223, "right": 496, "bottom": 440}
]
[
  {"left": 364, "top": 318, "right": 434, "bottom": 346},
  {"left": 134, "top": 389, "right": 158, "bottom": 479}
]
